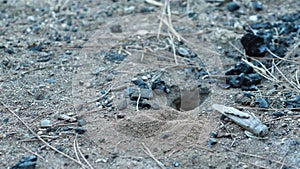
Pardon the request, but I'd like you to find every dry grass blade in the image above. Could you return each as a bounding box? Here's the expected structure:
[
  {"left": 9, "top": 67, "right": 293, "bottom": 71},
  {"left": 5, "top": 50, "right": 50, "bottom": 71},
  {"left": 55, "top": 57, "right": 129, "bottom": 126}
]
[
  {"left": 22, "top": 145, "right": 45, "bottom": 161},
  {"left": 142, "top": 143, "right": 166, "bottom": 169},
  {"left": 0, "top": 101, "right": 87, "bottom": 168},
  {"left": 224, "top": 147, "right": 298, "bottom": 169},
  {"left": 272, "top": 60, "right": 300, "bottom": 92},
  {"left": 75, "top": 135, "right": 94, "bottom": 169},
  {"left": 241, "top": 58, "right": 279, "bottom": 82},
  {"left": 136, "top": 88, "right": 141, "bottom": 112}
]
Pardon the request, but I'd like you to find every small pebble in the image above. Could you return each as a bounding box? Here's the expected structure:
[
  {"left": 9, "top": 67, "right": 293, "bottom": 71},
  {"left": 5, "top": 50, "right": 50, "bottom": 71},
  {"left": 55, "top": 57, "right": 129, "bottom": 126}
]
[
  {"left": 117, "top": 100, "right": 127, "bottom": 110},
  {"left": 161, "top": 132, "right": 169, "bottom": 139},
  {"left": 140, "top": 7, "right": 155, "bottom": 13},
  {"left": 252, "top": 1, "right": 263, "bottom": 11},
  {"left": 141, "top": 75, "right": 148, "bottom": 81},
  {"left": 177, "top": 47, "right": 189, "bottom": 57},
  {"left": 110, "top": 25, "right": 122, "bottom": 33},
  {"left": 249, "top": 15, "right": 258, "bottom": 22},
  {"left": 3, "top": 118, "right": 9, "bottom": 123},
  {"left": 41, "top": 119, "right": 51, "bottom": 127},
  {"left": 210, "top": 132, "right": 218, "bottom": 138},
  {"left": 173, "top": 161, "right": 180, "bottom": 167},
  {"left": 74, "top": 128, "right": 86, "bottom": 134},
  {"left": 208, "top": 138, "right": 218, "bottom": 147},
  {"left": 124, "top": 6, "right": 135, "bottom": 14},
  {"left": 78, "top": 119, "right": 87, "bottom": 126},
  {"left": 273, "top": 111, "right": 285, "bottom": 117},
  {"left": 227, "top": 2, "right": 240, "bottom": 12},
  {"left": 255, "top": 97, "right": 269, "bottom": 108},
  {"left": 287, "top": 111, "right": 294, "bottom": 115},
  {"left": 65, "top": 50, "right": 72, "bottom": 55}
]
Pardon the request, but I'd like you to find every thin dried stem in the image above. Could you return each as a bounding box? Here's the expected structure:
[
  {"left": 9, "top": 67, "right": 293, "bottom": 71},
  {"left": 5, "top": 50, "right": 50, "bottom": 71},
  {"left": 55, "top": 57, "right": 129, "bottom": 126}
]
[
  {"left": 136, "top": 88, "right": 141, "bottom": 112},
  {"left": 224, "top": 147, "right": 298, "bottom": 169},
  {"left": 142, "top": 143, "right": 166, "bottom": 169},
  {"left": 75, "top": 135, "right": 94, "bottom": 169},
  {"left": 0, "top": 101, "right": 86, "bottom": 168}
]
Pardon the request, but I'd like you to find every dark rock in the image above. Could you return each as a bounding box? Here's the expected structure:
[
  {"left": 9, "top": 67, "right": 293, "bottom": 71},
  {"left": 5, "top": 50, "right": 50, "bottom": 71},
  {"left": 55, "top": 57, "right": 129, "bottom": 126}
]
[
  {"left": 188, "top": 12, "right": 197, "bottom": 19},
  {"left": 250, "top": 22, "right": 272, "bottom": 29},
  {"left": 11, "top": 155, "right": 37, "bottom": 169},
  {"left": 177, "top": 47, "right": 190, "bottom": 57},
  {"left": 241, "top": 33, "right": 268, "bottom": 57},
  {"left": 6, "top": 48, "right": 14, "bottom": 54},
  {"left": 241, "top": 85, "right": 258, "bottom": 91},
  {"left": 252, "top": 1, "right": 263, "bottom": 11},
  {"left": 210, "top": 132, "right": 218, "bottom": 138},
  {"left": 74, "top": 128, "right": 86, "bottom": 134},
  {"left": 161, "top": 132, "right": 169, "bottom": 139},
  {"left": 63, "top": 126, "right": 73, "bottom": 131},
  {"left": 286, "top": 95, "right": 300, "bottom": 108},
  {"left": 130, "top": 89, "right": 153, "bottom": 100},
  {"left": 104, "top": 52, "right": 127, "bottom": 62},
  {"left": 78, "top": 119, "right": 87, "bottom": 126},
  {"left": 2, "top": 58, "right": 10, "bottom": 67},
  {"left": 173, "top": 161, "right": 180, "bottom": 167},
  {"left": 132, "top": 78, "right": 149, "bottom": 89},
  {"left": 71, "top": 27, "right": 78, "bottom": 32},
  {"left": 152, "top": 80, "right": 170, "bottom": 93},
  {"left": 3, "top": 117, "right": 9, "bottom": 123},
  {"left": 273, "top": 111, "right": 285, "bottom": 117},
  {"left": 226, "top": 72, "right": 261, "bottom": 89},
  {"left": 37, "top": 55, "right": 51, "bottom": 62},
  {"left": 29, "top": 45, "right": 44, "bottom": 52},
  {"left": 255, "top": 97, "right": 269, "bottom": 108},
  {"left": 208, "top": 138, "right": 218, "bottom": 147},
  {"left": 140, "top": 7, "right": 155, "bottom": 13},
  {"left": 227, "top": 2, "right": 240, "bottom": 12},
  {"left": 225, "top": 62, "right": 253, "bottom": 75},
  {"left": 242, "top": 73, "right": 262, "bottom": 86},
  {"left": 110, "top": 25, "right": 122, "bottom": 33},
  {"left": 105, "top": 11, "right": 113, "bottom": 17},
  {"left": 64, "top": 35, "right": 71, "bottom": 43},
  {"left": 131, "top": 100, "right": 151, "bottom": 109},
  {"left": 226, "top": 75, "right": 242, "bottom": 88}
]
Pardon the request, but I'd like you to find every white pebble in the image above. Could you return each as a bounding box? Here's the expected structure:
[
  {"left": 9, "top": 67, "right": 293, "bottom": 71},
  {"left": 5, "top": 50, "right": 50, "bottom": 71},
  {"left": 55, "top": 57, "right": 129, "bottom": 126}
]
[{"left": 249, "top": 15, "right": 258, "bottom": 22}]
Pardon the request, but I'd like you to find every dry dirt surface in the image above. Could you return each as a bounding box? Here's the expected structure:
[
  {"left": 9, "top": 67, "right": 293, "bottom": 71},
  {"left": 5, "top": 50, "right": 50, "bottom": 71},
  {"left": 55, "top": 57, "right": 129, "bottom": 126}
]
[{"left": 0, "top": 0, "right": 299, "bottom": 169}]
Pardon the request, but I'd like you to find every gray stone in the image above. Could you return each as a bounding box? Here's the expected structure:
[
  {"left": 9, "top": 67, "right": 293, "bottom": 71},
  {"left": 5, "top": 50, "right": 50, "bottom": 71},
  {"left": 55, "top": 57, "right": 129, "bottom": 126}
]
[
  {"left": 131, "top": 89, "right": 153, "bottom": 99},
  {"left": 117, "top": 99, "right": 127, "bottom": 110},
  {"left": 177, "top": 47, "right": 189, "bottom": 57},
  {"left": 41, "top": 119, "right": 51, "bottom": 127}
]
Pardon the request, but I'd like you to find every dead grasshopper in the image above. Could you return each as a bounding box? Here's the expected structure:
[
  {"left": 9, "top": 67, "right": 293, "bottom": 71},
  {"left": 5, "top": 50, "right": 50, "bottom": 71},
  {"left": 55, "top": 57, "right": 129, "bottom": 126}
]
[{"left": 212, "top": 104, "right": 268, "bottom": 137}]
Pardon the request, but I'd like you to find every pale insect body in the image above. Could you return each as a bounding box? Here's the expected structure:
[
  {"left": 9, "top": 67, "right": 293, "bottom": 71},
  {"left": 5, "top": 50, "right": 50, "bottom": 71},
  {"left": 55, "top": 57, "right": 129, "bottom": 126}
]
[
  {"left": 224, "top": 110, "right": 250, "bottom": 119},
  {"left": 212, "top": 104, "right": 268, "bottom": 137}
]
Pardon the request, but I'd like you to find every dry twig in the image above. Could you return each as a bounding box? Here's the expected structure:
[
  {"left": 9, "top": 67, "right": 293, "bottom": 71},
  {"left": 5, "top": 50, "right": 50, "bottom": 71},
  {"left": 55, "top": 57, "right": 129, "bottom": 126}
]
[
  {"left": 0, "top": 101, "right": 86, "bottom": 168},
  {"left": 22, "top": 145, "right": 45, "bottom": 161},
  {"left": 136, "top": 88, "right": 141, "bottom": 112},
  {"left": 75, "top": 135, "right": 94, "bottom": 169},
  {"left": 142, "top": 143, "right": 166, "bottom": 169},
  {"left": 224, "top": 147, "right": 298, "bottom": 169}
]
